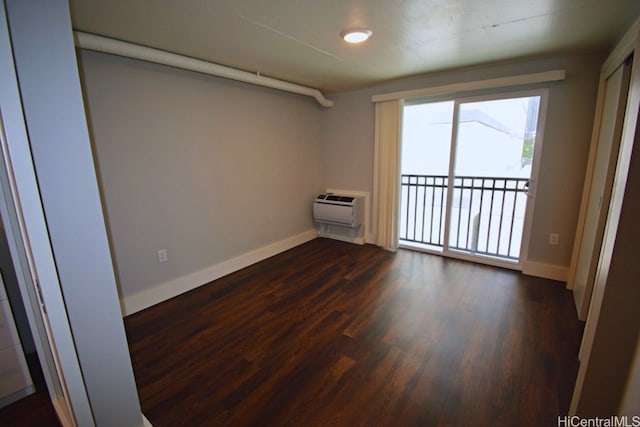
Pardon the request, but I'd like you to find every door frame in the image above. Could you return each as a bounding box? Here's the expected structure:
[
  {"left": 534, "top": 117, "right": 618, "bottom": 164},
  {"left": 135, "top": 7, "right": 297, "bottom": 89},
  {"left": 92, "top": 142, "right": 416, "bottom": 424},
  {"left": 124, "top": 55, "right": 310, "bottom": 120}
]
[
  {"left": 0, "top": 3, "right": 92, "bottom": 424},
  {"left": 2, "top": 1, "right": 148, "bottom": 425},
  {"left": 567, "top": 19, "right": 640, "bottom": 299},
  {"left": 568, "top": 61, "right": 632, "bottom": 321},
  {"left": 569, "top": 17, "right": 640, "bottom": 414}
]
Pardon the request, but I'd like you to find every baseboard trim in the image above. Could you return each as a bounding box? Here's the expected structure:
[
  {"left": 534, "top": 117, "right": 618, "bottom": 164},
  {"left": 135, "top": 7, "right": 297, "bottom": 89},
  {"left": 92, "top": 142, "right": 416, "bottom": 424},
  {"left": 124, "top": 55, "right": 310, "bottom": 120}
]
[
  {"left": 0, "top": 385, "right": 34, "bottom": 410},
  {"left": 120, "top": 229, "right": 317, "bottom": 316},
  {"left": 522, "top": 261, "right": 569, "bottom": 282},
  {"left": 142, "top": 414, "right": 153, "bottom": 427},
  {"left": 318, "top": 230, "right": 365, "bottom": 245}
]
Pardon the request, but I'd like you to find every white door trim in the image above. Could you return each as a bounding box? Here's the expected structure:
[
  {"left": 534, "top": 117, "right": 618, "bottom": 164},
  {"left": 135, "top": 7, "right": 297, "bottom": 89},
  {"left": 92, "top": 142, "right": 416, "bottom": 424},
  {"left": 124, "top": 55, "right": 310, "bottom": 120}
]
[
  {"left": 0, "top": 2, "right": 93, "bottom": 424},
  {"left": 570, "top": 23, "right": 640, "bottom": 415}
]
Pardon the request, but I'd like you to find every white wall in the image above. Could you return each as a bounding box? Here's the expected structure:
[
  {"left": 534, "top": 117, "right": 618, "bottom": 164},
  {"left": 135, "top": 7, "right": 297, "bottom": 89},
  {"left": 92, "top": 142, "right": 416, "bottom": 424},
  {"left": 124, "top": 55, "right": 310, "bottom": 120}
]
[
  {"left": 320, "top": 53, "right": 603, "bottom": 271},
  {"left": 78, "top": 51, "right": 324, "bottom": 310}
]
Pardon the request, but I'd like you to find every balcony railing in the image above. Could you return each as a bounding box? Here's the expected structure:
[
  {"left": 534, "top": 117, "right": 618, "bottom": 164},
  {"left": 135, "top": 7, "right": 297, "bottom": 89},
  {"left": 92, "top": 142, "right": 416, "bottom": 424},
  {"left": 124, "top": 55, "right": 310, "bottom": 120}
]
[{"left": 400, "top": 174, "right": 529, "bottom": 260}]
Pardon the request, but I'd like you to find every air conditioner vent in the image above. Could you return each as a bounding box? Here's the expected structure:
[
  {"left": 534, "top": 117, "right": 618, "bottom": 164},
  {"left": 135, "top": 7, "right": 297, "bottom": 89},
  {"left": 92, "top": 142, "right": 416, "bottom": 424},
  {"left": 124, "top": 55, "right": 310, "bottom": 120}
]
[{"left": 313, "top": 194, "right": 362, "bottom": 228}]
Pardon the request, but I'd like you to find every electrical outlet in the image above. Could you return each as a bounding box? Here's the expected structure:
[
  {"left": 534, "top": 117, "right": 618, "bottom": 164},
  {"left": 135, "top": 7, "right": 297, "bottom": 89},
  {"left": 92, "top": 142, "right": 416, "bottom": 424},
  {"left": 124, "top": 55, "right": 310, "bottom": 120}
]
[
  {"left": 549, "top": 233, "right": 559, "bottom": 246},
  {"left": 157, "top": 249, "right": 168, "bottom": 263}
]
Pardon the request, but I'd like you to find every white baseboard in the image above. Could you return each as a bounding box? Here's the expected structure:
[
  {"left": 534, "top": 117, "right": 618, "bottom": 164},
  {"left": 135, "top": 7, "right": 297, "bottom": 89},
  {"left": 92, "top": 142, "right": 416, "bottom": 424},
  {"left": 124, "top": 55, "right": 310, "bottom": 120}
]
[
  {"left": 120, "top": 229, "right": 317, "bottom": 316},
  {"left": 522, "top": 261, "right": 569, "bottom": 282},
  {"left": 318, "top": 230, "right": 365, "bottom": 245},
  {"left": 142, "top": 414, "right": 153, "bottom": 427},
  {"left": 0, "top": 385, "right": 34, "bottom": 410}
]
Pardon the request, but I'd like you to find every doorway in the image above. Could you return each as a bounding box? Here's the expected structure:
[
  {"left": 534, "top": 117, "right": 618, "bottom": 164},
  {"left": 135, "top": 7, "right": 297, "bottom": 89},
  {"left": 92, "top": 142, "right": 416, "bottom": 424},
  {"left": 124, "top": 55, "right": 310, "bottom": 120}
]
[{"left": 400, "top": 90, "right": 547, "bottom": 268}]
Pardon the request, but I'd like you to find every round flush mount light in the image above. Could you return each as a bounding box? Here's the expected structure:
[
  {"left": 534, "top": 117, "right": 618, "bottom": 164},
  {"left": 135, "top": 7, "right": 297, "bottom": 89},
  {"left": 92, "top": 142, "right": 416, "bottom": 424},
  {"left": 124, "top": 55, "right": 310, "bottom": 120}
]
[{"left": 340, "top": 28, "right": 372, "bottom": 44}]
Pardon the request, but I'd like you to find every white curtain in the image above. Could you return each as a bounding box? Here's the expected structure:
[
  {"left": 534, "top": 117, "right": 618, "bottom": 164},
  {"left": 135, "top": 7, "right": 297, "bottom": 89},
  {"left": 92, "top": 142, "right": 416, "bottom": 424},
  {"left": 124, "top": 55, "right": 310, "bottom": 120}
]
[{"left": 373, "top": 99, "right": 403, "bottom": 250}]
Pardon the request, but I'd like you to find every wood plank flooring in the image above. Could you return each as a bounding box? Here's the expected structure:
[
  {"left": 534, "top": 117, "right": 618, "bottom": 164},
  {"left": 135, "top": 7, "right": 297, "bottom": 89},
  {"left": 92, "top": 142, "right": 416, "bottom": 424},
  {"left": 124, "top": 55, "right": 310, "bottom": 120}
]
[
  {"left": 124, "top": 238, "right": 583, "bottom": 426},
  {"left": 0, "top": 238, "right": 582, "bottom": 426},
  {"left": 0, "top": 388, "right": 58, "bottom": 427}
]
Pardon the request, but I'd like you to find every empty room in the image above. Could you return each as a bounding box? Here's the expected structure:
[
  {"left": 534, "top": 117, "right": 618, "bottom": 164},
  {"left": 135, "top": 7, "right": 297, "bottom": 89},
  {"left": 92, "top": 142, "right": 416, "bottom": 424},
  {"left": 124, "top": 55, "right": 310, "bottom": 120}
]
[{"left": 0, "top": 0, "right": 639, "bottom": 426}]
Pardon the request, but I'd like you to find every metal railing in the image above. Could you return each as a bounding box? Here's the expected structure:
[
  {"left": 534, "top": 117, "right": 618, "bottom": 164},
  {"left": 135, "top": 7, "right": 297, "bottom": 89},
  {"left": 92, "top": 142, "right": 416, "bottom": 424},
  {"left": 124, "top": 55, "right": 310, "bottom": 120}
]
[{"left": 400, "top": 174, "right": 529, "bottom": 260}]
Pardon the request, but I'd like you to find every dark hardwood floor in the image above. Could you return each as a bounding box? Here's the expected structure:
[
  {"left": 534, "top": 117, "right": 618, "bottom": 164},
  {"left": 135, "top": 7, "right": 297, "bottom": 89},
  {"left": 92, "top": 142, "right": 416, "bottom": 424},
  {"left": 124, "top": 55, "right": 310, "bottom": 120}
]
[
  {"left": 0, "top": 238, "right": 583, "bottom": 426},
  {"left": 126, "top": 238, "right": 582, "bottom": 426},
  {"left": 0, "top": 387, "right": 59, "bottom": 427}
]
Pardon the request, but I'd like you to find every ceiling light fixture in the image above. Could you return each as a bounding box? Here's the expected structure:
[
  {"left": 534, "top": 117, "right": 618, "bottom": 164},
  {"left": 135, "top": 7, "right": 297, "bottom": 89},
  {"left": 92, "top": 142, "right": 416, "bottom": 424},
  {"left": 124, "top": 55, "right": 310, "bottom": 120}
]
[{"left": 340, "top": 28, "right": 372, "bottom": 44}]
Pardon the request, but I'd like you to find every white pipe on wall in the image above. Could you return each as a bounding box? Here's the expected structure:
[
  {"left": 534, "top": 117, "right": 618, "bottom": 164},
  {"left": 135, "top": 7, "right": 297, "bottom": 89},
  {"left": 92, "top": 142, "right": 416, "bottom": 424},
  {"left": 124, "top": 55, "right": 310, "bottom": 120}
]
[{"left": 73, "top": 31, "right": 334, "bottom": 108}]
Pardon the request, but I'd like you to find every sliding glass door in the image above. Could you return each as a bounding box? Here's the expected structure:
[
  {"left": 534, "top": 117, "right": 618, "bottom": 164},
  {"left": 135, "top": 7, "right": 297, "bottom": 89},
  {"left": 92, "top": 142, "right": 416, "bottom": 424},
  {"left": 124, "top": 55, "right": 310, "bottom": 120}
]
[{"left": 400, "top": 90, "right": 546, "bottom": 267}]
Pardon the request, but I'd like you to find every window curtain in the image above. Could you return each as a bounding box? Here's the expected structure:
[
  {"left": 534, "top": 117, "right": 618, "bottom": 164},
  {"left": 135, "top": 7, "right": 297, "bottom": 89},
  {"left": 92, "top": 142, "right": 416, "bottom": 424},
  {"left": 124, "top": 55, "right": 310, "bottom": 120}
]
[{"left": 373, "top": 99, "right": 403, "bottom": 250}]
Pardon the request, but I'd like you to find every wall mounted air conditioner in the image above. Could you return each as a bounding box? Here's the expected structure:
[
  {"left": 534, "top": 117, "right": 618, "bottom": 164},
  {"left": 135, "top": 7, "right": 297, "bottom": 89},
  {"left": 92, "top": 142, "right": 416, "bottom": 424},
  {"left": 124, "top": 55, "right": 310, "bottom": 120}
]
[{"left": 313, "top": 194, "right": 362, "bottom": 228}]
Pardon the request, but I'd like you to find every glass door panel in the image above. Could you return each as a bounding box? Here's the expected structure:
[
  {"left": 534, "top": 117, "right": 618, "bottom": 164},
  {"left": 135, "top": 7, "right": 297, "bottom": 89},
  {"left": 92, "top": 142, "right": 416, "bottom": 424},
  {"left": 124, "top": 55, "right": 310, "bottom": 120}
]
[
  {"left": 400, "top": 101, "right": 454, "bottom": 250},
  {"left": 448, "top": 96, "right": 540, "bottom": 262}
]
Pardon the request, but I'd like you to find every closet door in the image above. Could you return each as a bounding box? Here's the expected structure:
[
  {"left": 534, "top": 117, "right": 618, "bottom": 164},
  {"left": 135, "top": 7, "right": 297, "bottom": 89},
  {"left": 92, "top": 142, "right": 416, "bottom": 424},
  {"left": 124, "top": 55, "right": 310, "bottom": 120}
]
[{"left": 571, "top": 58, "right": 632, "bottom": 320}]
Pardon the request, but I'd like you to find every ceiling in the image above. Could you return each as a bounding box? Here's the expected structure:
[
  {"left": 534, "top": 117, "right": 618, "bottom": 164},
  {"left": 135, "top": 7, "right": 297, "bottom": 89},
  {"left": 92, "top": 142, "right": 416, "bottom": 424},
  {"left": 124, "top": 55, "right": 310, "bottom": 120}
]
[{"left": 69, "top": 0, "right": 640, "bottom": 92}]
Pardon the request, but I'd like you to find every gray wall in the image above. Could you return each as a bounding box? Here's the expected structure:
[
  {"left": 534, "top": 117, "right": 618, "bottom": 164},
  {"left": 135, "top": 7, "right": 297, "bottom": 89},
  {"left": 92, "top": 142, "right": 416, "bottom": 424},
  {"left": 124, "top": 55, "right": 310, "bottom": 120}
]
[
  {"left": 320, "top": 53, "right": 603, "bottom": 268},
  {"left": 79, "top": 51, "right": 324, "bottom": 300},
  {"left": 80, "top": 50, "right": 601, "bottom": 307}
]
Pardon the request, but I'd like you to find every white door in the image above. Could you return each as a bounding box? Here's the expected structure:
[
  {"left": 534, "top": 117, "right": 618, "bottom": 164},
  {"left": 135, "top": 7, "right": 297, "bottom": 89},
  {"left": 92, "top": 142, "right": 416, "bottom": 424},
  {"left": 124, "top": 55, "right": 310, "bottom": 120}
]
[{"left": 571, "top": 60, "right": 632, "bottom": 320}]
